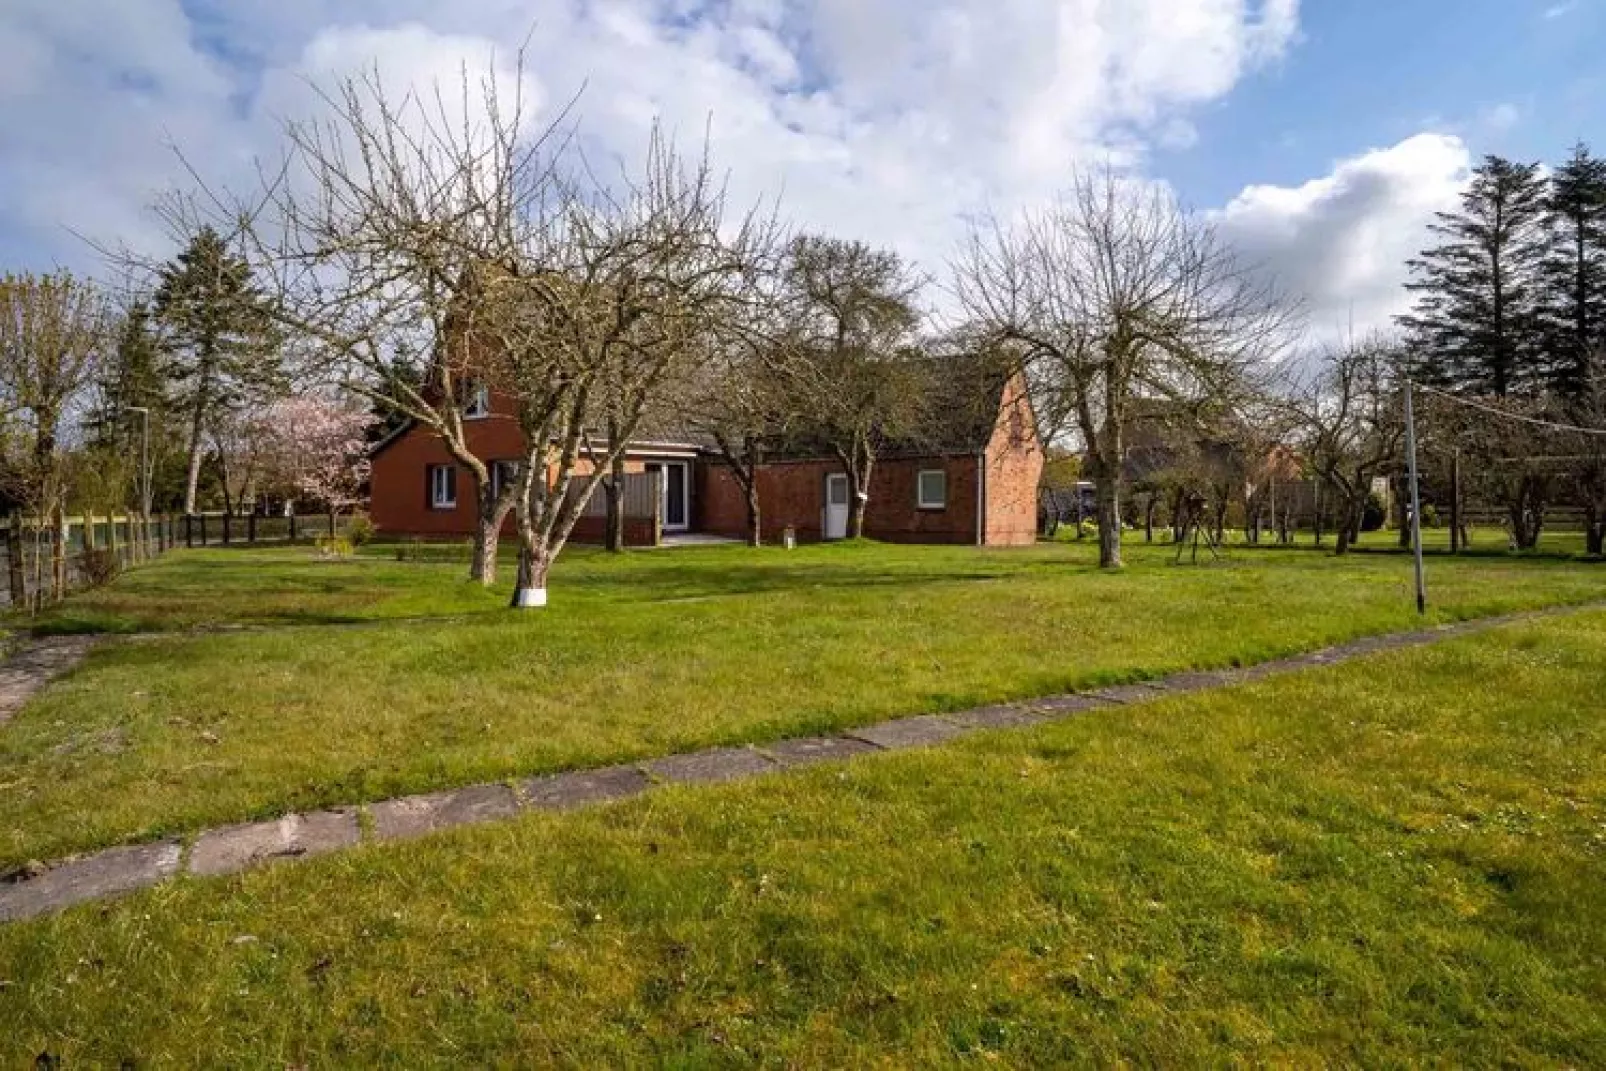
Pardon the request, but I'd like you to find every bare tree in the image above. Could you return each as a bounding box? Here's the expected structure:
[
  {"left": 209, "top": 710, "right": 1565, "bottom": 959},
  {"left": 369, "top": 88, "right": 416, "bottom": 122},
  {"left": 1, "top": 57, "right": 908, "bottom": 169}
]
[
  {"left": 462, "top": 132, "right": 771, "bottom": 606},
  {"left": 1288, "top": 337, "right": 1406, "bottom": 555},
  {"left": 953, "top": 169, "right": 1295, "bottom": 567},
  {"left": 0, "top": 273, "right": 111, "bottom": 604},
  {"left": 782, "top": 236, "right": 928, "bottom": 539},
  {"left": 666, "top": 267, "right": 795, "bottom": 546},
  {"left": 154, "top": 61, "right": 570, "bottom": 585}
]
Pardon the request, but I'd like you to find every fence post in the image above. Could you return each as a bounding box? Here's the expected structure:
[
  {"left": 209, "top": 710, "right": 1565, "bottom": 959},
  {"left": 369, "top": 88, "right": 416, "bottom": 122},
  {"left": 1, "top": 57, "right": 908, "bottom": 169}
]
[{"left": 5, "top": 514, "right": 24, "bottom": 608}]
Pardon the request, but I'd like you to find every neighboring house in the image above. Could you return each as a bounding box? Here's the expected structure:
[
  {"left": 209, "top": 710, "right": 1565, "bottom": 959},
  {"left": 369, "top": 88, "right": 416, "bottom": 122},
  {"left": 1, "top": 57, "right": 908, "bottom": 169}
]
[{"left": 368, "top": 357, "right": 1044, "bottom": 547}]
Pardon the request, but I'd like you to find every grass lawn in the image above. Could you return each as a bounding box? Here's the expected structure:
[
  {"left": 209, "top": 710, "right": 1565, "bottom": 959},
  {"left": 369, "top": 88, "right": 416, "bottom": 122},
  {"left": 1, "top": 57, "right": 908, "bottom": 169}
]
[
  {"left": 0, "top": 537, "right": 1601, "bottom": 870},
  {"left": 1, "top": 611, "right": 1602, "bottom": 1065}
]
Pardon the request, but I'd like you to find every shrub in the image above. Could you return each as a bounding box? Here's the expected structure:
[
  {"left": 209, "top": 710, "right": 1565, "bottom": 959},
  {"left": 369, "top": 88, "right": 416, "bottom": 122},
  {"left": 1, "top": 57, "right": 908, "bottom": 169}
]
[
  {"left": 346, "top": 513, "right": 376, "bottom": 547},
  {"left": 79, "top": 547, "right": 121, "bottom": 588},
  {"left": 1361, "top": 492, "right": 1387, "bottom": 532},
  {"left": 1420, "top": 503, "right": 1441, "bottom": 528},
  {"left": 316, "top": 535, "right": 354, "bottom": 558}
]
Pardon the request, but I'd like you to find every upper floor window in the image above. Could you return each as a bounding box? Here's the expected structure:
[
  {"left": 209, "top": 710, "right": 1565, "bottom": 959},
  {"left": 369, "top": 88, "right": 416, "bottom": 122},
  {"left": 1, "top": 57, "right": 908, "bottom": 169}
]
[
  {"left": 463, "top": 382, "right": 490, "bottom": 419},
  {"left": 917, "top": 469, "right": 947, "bottom": 510}
]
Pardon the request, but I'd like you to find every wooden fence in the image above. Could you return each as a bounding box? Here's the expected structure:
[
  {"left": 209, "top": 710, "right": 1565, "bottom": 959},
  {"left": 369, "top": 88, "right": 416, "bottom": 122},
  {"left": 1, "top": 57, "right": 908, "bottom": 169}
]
[{"left": 0, "top": 511, "right": 354, "bottom": 610}]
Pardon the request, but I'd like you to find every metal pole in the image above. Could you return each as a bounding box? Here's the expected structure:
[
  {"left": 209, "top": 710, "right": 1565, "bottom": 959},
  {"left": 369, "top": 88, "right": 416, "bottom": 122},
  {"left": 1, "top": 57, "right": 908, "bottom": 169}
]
[{"left": 1404, "top": 380, "right": 1427, "bottom": 614}]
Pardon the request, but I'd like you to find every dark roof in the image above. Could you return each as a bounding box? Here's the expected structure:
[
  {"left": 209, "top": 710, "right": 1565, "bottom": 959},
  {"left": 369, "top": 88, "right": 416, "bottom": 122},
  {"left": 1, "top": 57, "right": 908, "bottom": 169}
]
[
  {"left": 765, "top": 351, "right": 1023, "bottom": 461},
  {"left": 371, "top": 352, "right": 1029, "bottom": 462}
]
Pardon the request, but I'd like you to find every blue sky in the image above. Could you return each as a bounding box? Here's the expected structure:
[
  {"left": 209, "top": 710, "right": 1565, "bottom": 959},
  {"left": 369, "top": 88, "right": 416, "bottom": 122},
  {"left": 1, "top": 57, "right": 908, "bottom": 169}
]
[
  {"left": 1, "top": 1, "right": 1601, "bottom": 338},
  {"left": 1173, "top": 0, "right": 1602, "bottom": 203}
]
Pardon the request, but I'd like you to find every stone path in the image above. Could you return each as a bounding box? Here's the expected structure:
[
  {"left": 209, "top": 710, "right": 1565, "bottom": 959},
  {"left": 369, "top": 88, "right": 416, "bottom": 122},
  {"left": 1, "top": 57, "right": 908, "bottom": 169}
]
[
  {"left": 2, "top": 601, "right": 1602, "bottom": 924},
  {"left": 0, "top": 635, "right": 99, "bottom": 727}
]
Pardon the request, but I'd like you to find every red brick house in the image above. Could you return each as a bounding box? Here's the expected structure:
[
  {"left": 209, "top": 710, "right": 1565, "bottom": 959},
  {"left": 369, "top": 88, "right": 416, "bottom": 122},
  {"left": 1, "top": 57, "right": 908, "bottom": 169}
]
[{"left": 369, "top": 359, "right": 1042, "bottom": 547}]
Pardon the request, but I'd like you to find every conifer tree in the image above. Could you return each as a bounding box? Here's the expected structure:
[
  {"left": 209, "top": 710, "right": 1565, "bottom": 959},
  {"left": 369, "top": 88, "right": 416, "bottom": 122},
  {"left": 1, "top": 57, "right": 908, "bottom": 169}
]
[
  {"left": 152, "top": 227, "right": 282, "bottom": 514},
  {"left": 1400, "top": 156, "right": 1549, "bottom": 398},
  {"left": 1541, "top": 143, "right": 1606, "bottom": 397}
]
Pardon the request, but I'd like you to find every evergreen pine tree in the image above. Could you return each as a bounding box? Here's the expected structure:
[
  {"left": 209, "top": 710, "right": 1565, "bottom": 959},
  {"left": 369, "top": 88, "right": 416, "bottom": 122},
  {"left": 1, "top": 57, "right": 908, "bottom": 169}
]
[
  {"left": 152, "top": 227, "right": 282, "bottom": 514},
  {"left": 91, "top": 303, "right": 166, "bottom": 445},
  {"left": 1541, "top": 142, "right": 1606, "bottom": 398},
  {"left": 1399, "top": 155, "right": 1549, "bottom": 398}
]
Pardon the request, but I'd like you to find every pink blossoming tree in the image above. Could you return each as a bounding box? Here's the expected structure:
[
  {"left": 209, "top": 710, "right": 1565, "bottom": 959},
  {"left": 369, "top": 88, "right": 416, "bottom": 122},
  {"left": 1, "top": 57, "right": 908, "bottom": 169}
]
[{"left": 259, "top": 396, "right": 373, "bottom": 531}]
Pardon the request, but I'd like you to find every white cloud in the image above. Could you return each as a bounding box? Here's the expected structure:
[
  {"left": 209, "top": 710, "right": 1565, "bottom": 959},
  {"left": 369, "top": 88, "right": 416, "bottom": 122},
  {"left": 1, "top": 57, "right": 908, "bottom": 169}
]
[
  {"left": 0, "top": 0, "right": 1459, "bottom": 351},
  {"left": 1213, "top": 133, "right": 1471, "bottom": 345},
  {"left": 0, "top": 0, "right": 1304, "bottom": 273}
]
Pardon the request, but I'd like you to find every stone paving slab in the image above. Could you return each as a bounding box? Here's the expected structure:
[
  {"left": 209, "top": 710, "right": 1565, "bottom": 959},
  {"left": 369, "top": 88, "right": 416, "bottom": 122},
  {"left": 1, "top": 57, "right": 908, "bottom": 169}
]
[
  {"left": 189, "top": 810, "right": 360, "bottom": 877},
  {"left": 0, "top": 841, "right": 180, "bottom": 922},
  {"left": 1158, "top": 671, "right": 1238, "bottom": 693},
  {"left": 1086, "top": 683, "right": 1172, "bottom": 705},
  {"left": 522, "top": 765, "right": 651, "bottom": 810},
  {"left": 0, "top": 636, "right": 99, "bottom": 726},
  {"left": 1027, "top": 693, "right": 1113, "bottom": 716},
  {"left": 370, "top": 784, "right": 519, "bottom": 841},
  {"left": 949, "top": 704, "right": 1053, "bottom": 730},
  {"left": 646, "top": 747, "right": 776, "bottom": 785},
  {"left": 763, "top": 735, "right": 881, "bottom": 767},
  {"left": 846, "top": 715, "right": 972, "bottom": 750}
]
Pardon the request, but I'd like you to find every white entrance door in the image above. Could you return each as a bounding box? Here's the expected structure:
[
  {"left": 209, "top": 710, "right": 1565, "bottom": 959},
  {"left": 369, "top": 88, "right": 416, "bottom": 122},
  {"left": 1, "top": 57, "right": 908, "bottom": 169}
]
[
  {"left": 824, "top": 473, "right": 850, "bottom": 540},
  {"left": 657, "top": 461, "right": 690, "bottom": 532}
]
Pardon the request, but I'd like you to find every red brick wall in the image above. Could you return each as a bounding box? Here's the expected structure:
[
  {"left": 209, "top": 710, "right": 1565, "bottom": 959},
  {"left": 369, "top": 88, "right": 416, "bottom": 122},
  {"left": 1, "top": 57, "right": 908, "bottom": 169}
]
[
  {"left": 369, "top": 416, "right": 525, "bottom": 538},
  {"left": 981, "top": 371, "right": 1045, "bottom": 546},
  {"left": 370, "top": 420, "right": 659, "bottom": 545},
  {"left": 700, "top": 455, "right": 981, "bottom": 544}
]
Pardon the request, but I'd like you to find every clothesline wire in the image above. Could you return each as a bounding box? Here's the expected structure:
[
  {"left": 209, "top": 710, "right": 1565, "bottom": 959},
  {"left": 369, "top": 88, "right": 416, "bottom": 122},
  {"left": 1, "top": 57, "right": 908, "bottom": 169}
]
[{"left": 1410, "top": 381, "right": 1606, "bottom": 438}]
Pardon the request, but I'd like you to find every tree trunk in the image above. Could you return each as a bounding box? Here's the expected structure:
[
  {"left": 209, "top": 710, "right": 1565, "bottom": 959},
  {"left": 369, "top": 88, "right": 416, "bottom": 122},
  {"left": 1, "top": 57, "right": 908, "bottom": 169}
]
[
  {"left": 1334, "top": 500, "right": 1354, "bottom": 556},
  {"left": 1586, "top": 502, "right": 1604, "bottom": 556},
  {"left": 509, "top": 534, "right": 554, "bottom": 608},
  {"left": 470, "top": 478, "right": 513, "bottom": 586},
  {"left": 848, "top": 451, "right": 874, "bottom": 539},
  {"left": 183, "top": 426, "right": 205, "bottom": 517},
  {"left": 1143, "top": 496, "right": 1156, "bottom": 543},
  {"left": 743, "top": 473, "right": 762, "bottom": 548},
  {"left": 1449, "top": 452, "right": 1463, "bottom": 554},
  {"left": 604, "top": 444, "right": 626, "bottom": 553},
  {"left": 1395, "top": 476, "right": 1410, "bottom": 548},
  {"left": 1094, "top": 476, "right": 1121, "bottom": 568}
]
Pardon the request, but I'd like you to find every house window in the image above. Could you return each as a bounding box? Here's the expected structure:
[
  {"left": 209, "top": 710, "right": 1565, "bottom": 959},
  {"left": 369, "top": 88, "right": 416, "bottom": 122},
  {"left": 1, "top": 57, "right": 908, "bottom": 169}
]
[
  {"left": 463, "top": 382, "right": 490, "bottom": 419},
  {"left": 917, "top": 469, "right": 947, "bottom": 510},
  {"left": 490, "top": 460, "right": 518, "bottom": 500},
  {"left": 428, "top": 465, "right": 458, "bottom": 510}
]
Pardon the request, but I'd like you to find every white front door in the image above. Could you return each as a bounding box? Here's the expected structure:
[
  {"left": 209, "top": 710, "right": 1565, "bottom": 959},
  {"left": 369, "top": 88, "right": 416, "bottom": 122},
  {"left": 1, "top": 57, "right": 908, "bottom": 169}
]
[
  {"left": 657, "top": 461, "right": 690, "bottom": 532},
  {"left": 824, "top": 473, "right": 850, "bottom": 540}
]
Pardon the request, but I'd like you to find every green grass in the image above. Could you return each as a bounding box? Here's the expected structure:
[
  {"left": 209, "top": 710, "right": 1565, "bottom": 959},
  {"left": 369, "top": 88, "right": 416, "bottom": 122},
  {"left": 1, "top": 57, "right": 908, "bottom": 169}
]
[
  {"left": 2, "top": 611, "right": 1602, "bottom": 1065},
  {"left": 16, "top": 547, "right": 508, "bottom": 634},
  {"left": 0, "top": 538, "right": 1600, "bottom": 870}
]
